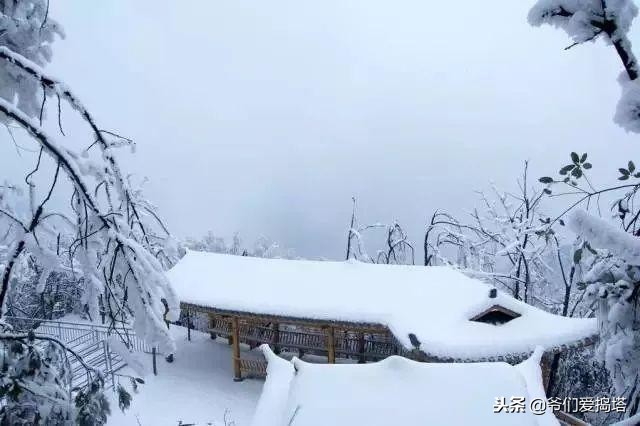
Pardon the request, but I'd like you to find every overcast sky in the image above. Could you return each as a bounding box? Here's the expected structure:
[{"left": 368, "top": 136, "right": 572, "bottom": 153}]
[{"left": 37, "top": 0, "right": 640, "bottom": 259}]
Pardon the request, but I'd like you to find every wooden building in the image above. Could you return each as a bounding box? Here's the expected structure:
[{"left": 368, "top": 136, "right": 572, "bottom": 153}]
[{"left": 169, "top": 251, "right": 598, "bottom": 381}]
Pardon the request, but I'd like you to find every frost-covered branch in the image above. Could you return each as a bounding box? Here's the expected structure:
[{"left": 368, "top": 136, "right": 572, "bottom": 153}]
[
  {"left": 540, "top": 153, "right": 640, "bottom": 418},
  {"left": 344, "top": 198, "right": 414, "bottom": 265},
  {"left": 569, "top": 209, "right": 640, "bottom": 264},
  {"left": 0, "top": 3, "right": 179, "bottom": 423},
  {"left": 528, "top": 0, "right": 640, "bottom": 132},
  {"left": 425, "top": 162, "right": 555, "bottom": 302}
]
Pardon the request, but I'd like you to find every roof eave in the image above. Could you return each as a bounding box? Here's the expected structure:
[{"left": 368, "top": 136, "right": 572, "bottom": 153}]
[{"left": 411, "top": 333, "right": 599, "bottom": 363}]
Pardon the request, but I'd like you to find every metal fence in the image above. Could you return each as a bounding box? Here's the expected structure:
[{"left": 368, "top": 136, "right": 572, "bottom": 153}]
[
  {"left": 4, "top": 316, "right": 155, "bottom": 353},
  {"left": 3, "top": 315, "right": 157, "bottom": 390}
]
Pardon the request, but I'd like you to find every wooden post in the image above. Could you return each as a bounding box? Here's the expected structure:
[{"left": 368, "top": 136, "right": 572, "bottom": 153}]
[
  {"left": 326, "top": 326, "right": 336, "bottom": 364},
  {"left": 272, "top": 322, "right": 280, "bottom": 355},
  {"left": 152, "top": 347, "right": 157, "bottom": 376},
  {"left": 208, "top": 313, "right": 217, "bottom": 340},
  {"left": 221, "top": 315, "right": 232, "bottom": 345},
  {"left": 187, "top": 309, "right": 191, "bottom": 341},
  {"left": 357, "top": 332, "right": 366, "bottom": 364},
  {"left": 231, "top": 317, "right": 242, "bottom": 381}
]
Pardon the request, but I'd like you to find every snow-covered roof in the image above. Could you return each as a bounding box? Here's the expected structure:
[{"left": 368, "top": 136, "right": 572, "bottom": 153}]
[
  {"left": 168, "top": 250, "right": 597, "bottom": 360},
  {"left": 251, "top": 345, "right": 559, "bottom": 426}
]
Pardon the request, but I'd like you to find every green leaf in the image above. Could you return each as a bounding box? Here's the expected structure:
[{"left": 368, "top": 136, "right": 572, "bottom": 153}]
[
  {"left": 117, "top": 384, "right": 132, "bottom": 412},
  {"left": 635, "top": 172, "right": 640, "bottom": 178},
  {"left": 619, "top": 175, "right": 630, "bottom": 181},
  {"left": 571, "top": 152, "right": 579, "bottom": 163},
  {"left": 583, "top": 162, "right": 592, "bottom": 169},
  {"left": 629, "top": 161, "right": 636, "bottom": 173},
  {"left": 580, "top": 153, "right": 587, "bottom": 162},
  {"left": 571, "top": 167, "right": 583, "bottom": 178},
  {"left": 539, "top": 177, "right": 554, "bottom": 184},
  {"left": 10, "top": 342, "right": 23, "bottom": 355},
  {"left": 619, "top": 168, "right": 630, "bottom": 176},
  {"left": 559, "top": 219, "right": 565, "bottom": 226},
  {"left": 573, "top": 248, "right": 583, "bottom": 264},
  {"left": 129, "top": 377, "right": 138, "bottom": 393},
  {"left": 543, "top": 188, "right": 552, "bottom": 194},
  {"left": 8, "top": 382, "right": 22, "bottom": 400},
  {"left": 559, "top": 165, "right": 574, "bottom": 175}
]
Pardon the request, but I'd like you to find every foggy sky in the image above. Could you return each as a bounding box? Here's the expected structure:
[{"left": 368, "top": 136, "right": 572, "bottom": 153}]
[{"left": 38, "top": 0, "right": 640, "bottom": 259}]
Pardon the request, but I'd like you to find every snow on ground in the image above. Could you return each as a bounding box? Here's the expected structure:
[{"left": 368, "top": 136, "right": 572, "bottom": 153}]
[{"left": 107, "top": 326, "right": 262, "bottom": 426}]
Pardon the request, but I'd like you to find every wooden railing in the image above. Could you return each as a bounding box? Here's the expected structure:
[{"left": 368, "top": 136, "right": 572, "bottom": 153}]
[
  {"left": 238, "top": 358, "right": 267, "bottom": 378},
  {"left": 208, "top": 316, "right": 398, "bottom": 361}
]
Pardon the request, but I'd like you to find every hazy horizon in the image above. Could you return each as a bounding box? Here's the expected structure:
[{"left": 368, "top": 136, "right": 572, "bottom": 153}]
[{"left": 32, "top": 0, "right": 640, "bottom": 259}]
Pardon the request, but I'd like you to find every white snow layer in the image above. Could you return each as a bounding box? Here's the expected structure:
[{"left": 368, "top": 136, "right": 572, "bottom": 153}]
[
  {"left": 251, "top": 345, "right": 559, "bottom": 426},
  {"left": 168, "top": 251, "right": 596, "bottom": 360},
  {"left": 569, "top": 209, "right": 640, "bottom": 264},
  {"left": 107, "top": 326, "right": 262, "bottom": 425},
  {"left": 615, "top": 71, "right": 640, "bottom": 133},
  {"left": 528, "top": 0, "right": 638, "bottom": 43}
]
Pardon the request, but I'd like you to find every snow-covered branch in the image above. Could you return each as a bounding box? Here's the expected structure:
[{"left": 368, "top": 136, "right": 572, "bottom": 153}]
[
  {"left": 529, "top": 0, "right": 640, "bottom": 132},
  {"left": 0, "top": 3, "right": 179, "bottom": 423},
  {"left": 569, "top": 209, "right": 640, "bottom": 264}
]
